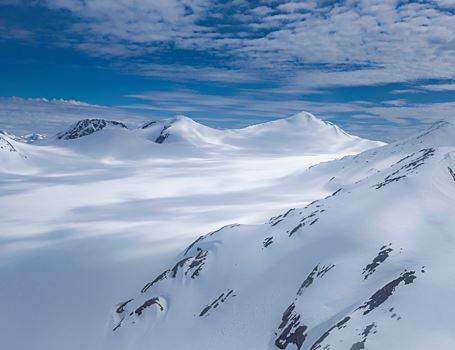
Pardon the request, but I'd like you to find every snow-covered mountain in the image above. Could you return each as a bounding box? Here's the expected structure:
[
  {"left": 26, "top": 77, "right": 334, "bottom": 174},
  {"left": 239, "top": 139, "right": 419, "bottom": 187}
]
[
  {"left": 136, "top": 112, "right": 381, "bottom": 154},
  {"left": 56, "top": 119, "right": 127, "bottom": 140},
  {"left": 49, "top": 112, "right": 383, "bottom": 157},
  {"left": 106, "top": 120, "right": 455, "bottom": 350}
]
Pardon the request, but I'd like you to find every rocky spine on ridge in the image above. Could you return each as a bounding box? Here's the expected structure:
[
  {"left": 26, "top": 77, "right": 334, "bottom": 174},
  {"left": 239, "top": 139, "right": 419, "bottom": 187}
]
[{"left": 57, "top": 119, "right": 127, "bottom": 140}]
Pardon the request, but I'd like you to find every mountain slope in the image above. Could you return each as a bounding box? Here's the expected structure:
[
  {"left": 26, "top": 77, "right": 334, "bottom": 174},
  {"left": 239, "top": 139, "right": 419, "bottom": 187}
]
[{"left": 106, "top": 121, "right": 455, "bottom": 350}]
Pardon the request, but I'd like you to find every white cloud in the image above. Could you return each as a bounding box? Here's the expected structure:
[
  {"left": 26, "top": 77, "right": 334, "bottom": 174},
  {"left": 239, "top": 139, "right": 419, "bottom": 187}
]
[
  {"left": 0, "top": 97, "right": 151, "bottom": 136},
  {"left": 31, "top": 0, "right": 455, "bottom": 89},
  {"left": 420, "top": 83, "right": 455, "bottom": 91}
]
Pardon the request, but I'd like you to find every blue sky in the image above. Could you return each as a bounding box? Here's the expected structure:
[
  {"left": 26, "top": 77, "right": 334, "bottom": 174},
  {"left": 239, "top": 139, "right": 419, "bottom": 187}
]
[{"left": 1, "top": 0, "right": 455, "bottom": 140}]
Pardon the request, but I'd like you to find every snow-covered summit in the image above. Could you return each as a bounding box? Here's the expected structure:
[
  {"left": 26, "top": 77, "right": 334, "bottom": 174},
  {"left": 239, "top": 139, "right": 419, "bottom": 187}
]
[{"left": 145, "top": 112, "right": 384, "bottom": 154}]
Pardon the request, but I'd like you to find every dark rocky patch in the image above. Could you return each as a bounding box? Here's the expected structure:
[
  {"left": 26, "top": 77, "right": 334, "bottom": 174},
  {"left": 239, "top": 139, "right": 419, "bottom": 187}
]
[
  {"left": 325, "top": 188, "right": 342, "bottom": 199},
  {"left": 199, "top": 289, "right": 235, "bottom": 317},
  {"left": 309, "top": 316, "right": 351, "bottom": 350},
  {"left": 297, "top": 266, "right": 318, "bottom": 295},
  {"left": 263, "top": 236, "right": 273, "bottom": 248},
  {"left": 208, "top": 223, "right": 240, "bottom": 236},
  {"left": 394, "top": 152, "right": 416, "bottom": 165},
  {"left": 297, "top": 264, "right": 334, "bottom": 296},
  {"left": 308, "top": 270, "right": 416, "bottom": 349},
  {"left": 141, "top": 270, "right": 171, "bottom": 293},
  {"left": 57, "top": 119, "right": 127, "bottom": 140},
  {"left": 186, "top": 248, "right": 208, "bottom": 278},
  {"left": 357, "top": 271, "right": 416, "bottom": 315},
  {"left": 112, "top": 299, "right": 134, "bottom": 331},
  {"left": 288, "top": 209, "right": 323, "bottom": 237},
  {"left": 155, "top": 125, "right": 171, "bottom": 144},
  {"left": 269, "top": 209, "right": 295, "bottom": 226},
  {"left": 112, "top": 323, "right": 122, "bottom": 332},
  {"left": 376, "top": 148, "right": 435, "bottom": 189},
  {"left": 288, "top": 222, "right": 305, "bottom": 237},
  {"left": 448, "top": 167, "right": 455, "bottom": 182},
  {"left": 141, "top": 121, "right": 157, "bottom": 129},
  {"left": 275, "top": 264, "right": 334, "bottom": 348},
  {"left": 275, "top": 303, "right": 308, "bottom": 350},
  {"left": 170, "top": 257, "right": 192, "bottom": 277},
  {"left": 363, "top": 244, "right": 393, "bottom": 279},
  {"left": 316, "top": 264, "right": 335, "bottom": 278},
  {"left": 134, "top": 297, "right": 164, "bottom": 316},
  {"left": 375, "top": 175, "right": 407, "bottom": 189},
  {"left": 183, "top": 235, "right": 204, "bottom": 256},
  {"left": 116, "top": 299, "right": 133, "bottom": 314},
  {"left": 349, "top": 323, "right": 377, "bottom": 350},
  {"left": 141, "top": 249, "right": 208, "bottom": 293}
]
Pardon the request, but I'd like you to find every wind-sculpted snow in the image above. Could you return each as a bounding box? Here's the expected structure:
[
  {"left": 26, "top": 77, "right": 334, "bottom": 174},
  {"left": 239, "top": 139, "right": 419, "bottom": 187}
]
[{"left": 106, "top": 120, "right": 455, "bottom": 350}]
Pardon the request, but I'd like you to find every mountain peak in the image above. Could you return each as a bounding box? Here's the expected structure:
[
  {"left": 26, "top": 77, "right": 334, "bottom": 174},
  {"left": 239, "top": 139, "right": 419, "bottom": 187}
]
[
  {"left": 284, "top": 111, "right": 319, "bottom": 122},
  {"left": 57, "top": 118, "right": 127, "bottom": 140}
]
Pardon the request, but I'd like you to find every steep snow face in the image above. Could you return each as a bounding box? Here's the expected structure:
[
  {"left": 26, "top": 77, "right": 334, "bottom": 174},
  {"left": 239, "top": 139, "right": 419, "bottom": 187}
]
[
  {"left": 57, "top": 119, "right": 127, "bottom": 140},
  {"left": 106, "top": 121, "right": 455, "bottom": 350}
]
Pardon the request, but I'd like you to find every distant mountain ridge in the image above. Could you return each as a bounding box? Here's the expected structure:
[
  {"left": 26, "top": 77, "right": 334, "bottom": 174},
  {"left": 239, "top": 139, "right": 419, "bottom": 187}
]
[
  {"left": 50, "top": 112, "right": 385, "bottom": 156},
  {"left": 56, "top": 119, "right": 127, "bottom": 140}
]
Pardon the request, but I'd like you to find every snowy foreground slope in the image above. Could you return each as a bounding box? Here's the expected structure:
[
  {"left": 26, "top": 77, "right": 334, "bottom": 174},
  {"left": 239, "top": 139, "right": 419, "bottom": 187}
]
[
  {"left": 106, "top": 121, "right": 455, "bottom": 350},
  {"left": 0, "top": 113, "right": 383, "bottom": 350}
]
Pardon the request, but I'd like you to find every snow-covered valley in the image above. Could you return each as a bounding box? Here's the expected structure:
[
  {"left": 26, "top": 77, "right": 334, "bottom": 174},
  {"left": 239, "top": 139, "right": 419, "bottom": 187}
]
[{"left": 1, "top": 112, "right": 454, "bottom": 350}]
